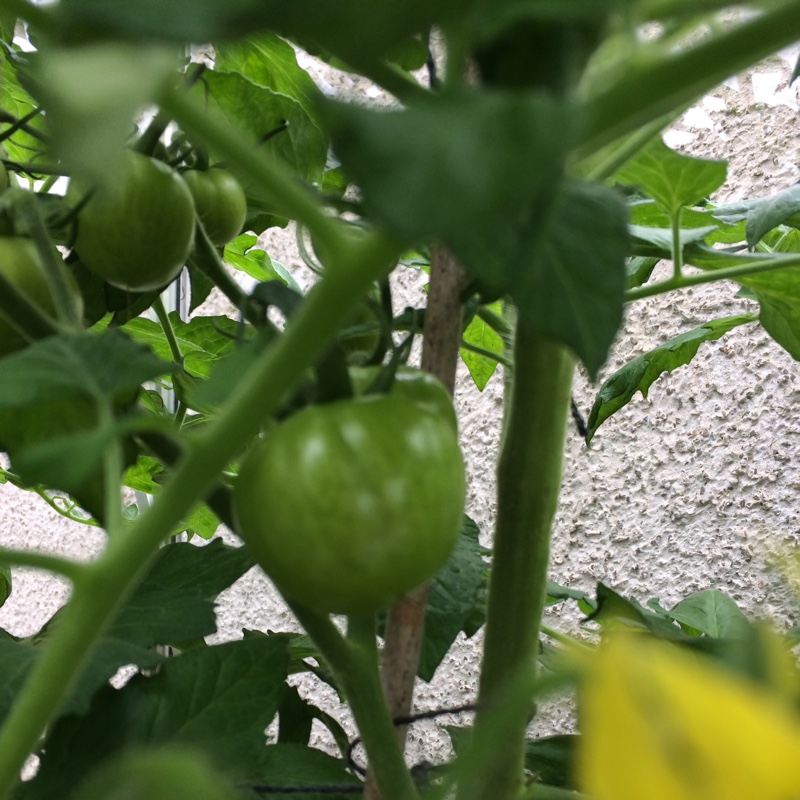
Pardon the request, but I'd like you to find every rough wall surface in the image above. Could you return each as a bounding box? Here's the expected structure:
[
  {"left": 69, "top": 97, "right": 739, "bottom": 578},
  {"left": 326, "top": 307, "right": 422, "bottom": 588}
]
[{"left": 0, "top": 42, "right": 798, "bottom": 768}]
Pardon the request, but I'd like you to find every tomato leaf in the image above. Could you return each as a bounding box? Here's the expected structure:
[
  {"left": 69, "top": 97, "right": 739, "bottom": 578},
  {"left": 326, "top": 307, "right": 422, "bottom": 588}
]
[
  {"left": 248, "top": 743, "right": 359, "bottom": 796},
  {"left": 191, "top": 70, "right": 327, "bottom": 229},
  {"left": 711, "top": 183, "right": 800, "bottom": 247},
  {"left": 324, "top": 88, "right": 573, "bottom": 288},
  {"left": 460, "top": 304, "right": 504, "bottom": 391},
  {"left": 123, "top": 313, "right": 241, "bottom": 379},
  {"left": 515, "top": 179, "right": 629, "bottom": 378},
  {"left": 665, "top": 589, "right": 750, "bottom": 639},
  {"left": 586, "top": 313, "right": 758, "bottom": 442},
  {"left": 686, "top": 245, "right": 800, "bottom": 361},
  {"left": 20, "top": 637, "right": 290, "bottom": 799},
  {"left": 418, "top": 516, "right": 490, "bottom": 682},
  {"left": 0, "top": 329, "right": 172, "bottom": 407},
  {"left": 613, "top": 136, "right": 727, "bottom": 217}
]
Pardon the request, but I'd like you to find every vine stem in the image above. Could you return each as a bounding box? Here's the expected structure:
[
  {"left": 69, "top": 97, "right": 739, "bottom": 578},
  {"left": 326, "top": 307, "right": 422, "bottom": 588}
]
[
  {"left": 287, "top": 605, "right": 420, "bottom": 800},
  {"left": 455, "top": 325, "right": 575, "bottom": 800},
  {"left": 0, "top": 226, "right": 400, "bottom": 799},
  {"left": 625, "top": 252, "right": 800, "bottom": 302}
]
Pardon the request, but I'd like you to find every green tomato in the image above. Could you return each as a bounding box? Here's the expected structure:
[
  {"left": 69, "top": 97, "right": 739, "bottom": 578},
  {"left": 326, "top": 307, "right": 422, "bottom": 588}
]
[
  {"left": 182, "top": 167, "right": 248, "bottom": 246},
  {"left": 234, "top": 381, "right": 465, "bottom": 615},
  {"left": 73, "top": 151, "right": 196, "bottom": 292},
  {"left": 0, "top": 237, "right": 78, "bottom": 357},
  {"left": 72, "top": 747, "right": 236, "bottom": 800},
  {"left": 349, "top": 365, "right": 459, "bottom": 432}
]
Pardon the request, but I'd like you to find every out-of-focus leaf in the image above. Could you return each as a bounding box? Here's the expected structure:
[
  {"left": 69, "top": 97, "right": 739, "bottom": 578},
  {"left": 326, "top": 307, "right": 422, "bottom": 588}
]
[
  {"left": 21, "top": 637, "right": 290, "bottom": 799},
  {"left": 26, "top": 42, "right": 178, "bottom": 185}
]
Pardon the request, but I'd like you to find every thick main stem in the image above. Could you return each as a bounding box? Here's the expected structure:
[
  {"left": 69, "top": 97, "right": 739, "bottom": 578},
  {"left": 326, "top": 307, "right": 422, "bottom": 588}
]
[{"left": 457, "top": 325, "right": 574, "bottom": 800}]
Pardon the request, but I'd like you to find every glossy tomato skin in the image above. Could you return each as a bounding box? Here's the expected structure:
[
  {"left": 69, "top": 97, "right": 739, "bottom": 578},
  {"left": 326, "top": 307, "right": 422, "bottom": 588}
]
[
  {"left": 234, "top": 389, "right": 465, "bottom": 615},
  {"left": 182, "top": 168, "right": 247, "bottom": 246},
  {"left": 73, "top": 151, "right": 196, "bottom": 292},
  {"left": 349, "top": 365, "right": 459, "bottom": 432},
  {"left": 0, "top": 237, "right": 76, "bottom": 357}
]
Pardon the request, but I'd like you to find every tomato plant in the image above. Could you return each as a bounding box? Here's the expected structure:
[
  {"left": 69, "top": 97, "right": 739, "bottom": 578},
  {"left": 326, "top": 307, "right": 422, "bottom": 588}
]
[
  {"left": 182, "top": 167, "right": 247, "bottom": 246},
  {"left": 234, "top": 380, "right": 465, "bottom": 614},
  {"left": 0, "top": 4, "right": 798, "bottom": 800},
  {"left": 72, "top": 151, "right": 196, "bottom": 292}
]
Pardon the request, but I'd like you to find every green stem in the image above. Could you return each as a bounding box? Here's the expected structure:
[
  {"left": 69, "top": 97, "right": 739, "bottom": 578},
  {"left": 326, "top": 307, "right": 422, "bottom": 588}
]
[
  {"left": 578, "top": 111, "right": 680, "bottom": 182},
  {"left": 187, "top": 224, "right": 265, "bottom": 327},
  {"left": 671, "top": 209, "right": 684, "bottom": 281},
  {"left": 152, "top": 295, "right": 184, "bottom": 364},
  {"left": 0, "top": 228, "right": 399, "bottom": 798},
  {"left": 457, "top": 327, "right": 575, "bottom": 800},
  {"left": 626, "top": 253, "right": 800, "bottom": 301},
  {"left": 0, "top": 548, "right": 84, "bottom": 581},
  {"left": 459, "top": 340, "right": 513, "bottom": 369},
  {"left": 580, "top": 1, "right": 800, "bottom": 156},
  {"left": 14, "top": 190, "right": 82, "bottom": 330},
  {"left": 0, "top": 272, "right": 59, "bottom": 342},
  {"left": 288, "top": 605, "right": 419, "bottom": 800}
]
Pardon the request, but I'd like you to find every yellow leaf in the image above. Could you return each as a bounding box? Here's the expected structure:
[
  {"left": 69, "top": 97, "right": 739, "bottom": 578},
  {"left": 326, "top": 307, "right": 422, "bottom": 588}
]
[{"left": 578, "top": 634, "right": 800, "bottom": 800}]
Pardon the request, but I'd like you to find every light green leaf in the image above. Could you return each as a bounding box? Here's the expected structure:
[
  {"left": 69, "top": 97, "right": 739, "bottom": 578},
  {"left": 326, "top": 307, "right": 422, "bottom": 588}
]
[
  {"left": 615, "top": 137, "right": 727, "bottom": 217},
  {"left": 460, "top": 303, "right": 504, "bottom": 390}
]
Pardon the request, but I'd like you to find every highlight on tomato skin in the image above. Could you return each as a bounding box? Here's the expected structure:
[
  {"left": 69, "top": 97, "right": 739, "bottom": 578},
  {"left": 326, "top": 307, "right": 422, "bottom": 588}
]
[
  {"left": 233, "top": 377, "right": 466, "bottom": 616},
  {"left": 71, "top": 151, "right": 196, "bottom": 293}
]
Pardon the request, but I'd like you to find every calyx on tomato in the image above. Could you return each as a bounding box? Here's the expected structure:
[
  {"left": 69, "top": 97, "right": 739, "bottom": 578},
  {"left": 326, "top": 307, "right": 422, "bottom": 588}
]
[
  {"left": 234, "top": 370, "right": 465, "bottom": 615},
  {"left": 182, "top": 167, "right": 248, "bottom": 246},
  {"left": 72, "top": 151, "right": 196, "bottom": 292},
  {"left": 0, "top": 236, "right": 81, "bottom": 357}
]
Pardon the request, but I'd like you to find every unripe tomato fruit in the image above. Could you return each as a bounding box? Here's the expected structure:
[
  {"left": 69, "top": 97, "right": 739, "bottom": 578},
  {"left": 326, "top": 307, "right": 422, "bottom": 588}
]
[
  {"left": 234, "top": 376, "right": 465, "bottom": 615},
  {"left": 182, "top": 168, "right": 247, "bottom": 246},
  {"left": 0, "top": 237, "right": 78, "bottom": 357},
  {"left": 72, "top": 747, "right": 235, "bottom": 800},
  {"left": 349, "top": 365, "right": 459, "bottom": 432},
  {"left": 72, "top": 151, "right": 196, "bottom": 292}
]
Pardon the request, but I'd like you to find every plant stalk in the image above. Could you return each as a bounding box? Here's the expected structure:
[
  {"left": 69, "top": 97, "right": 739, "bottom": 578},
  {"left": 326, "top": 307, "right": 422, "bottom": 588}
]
[
  {"left": 456, "top": 325, "right": 574, "bottom": 800},
  {"left": 364, "top": 244, "right": 466, "bottom": 800},
  {"left": 580, "top": 1, "right": 800, "bottom": 156},
  {"left": 289, "top": 605, "right": 420, "bottom": 800}
]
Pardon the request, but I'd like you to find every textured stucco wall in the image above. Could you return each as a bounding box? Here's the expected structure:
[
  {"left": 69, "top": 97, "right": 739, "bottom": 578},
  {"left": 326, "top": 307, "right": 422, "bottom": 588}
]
[{"left": 0, "top": 43, "right": 798, "bottom": 768}]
